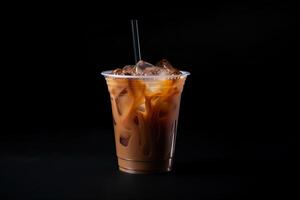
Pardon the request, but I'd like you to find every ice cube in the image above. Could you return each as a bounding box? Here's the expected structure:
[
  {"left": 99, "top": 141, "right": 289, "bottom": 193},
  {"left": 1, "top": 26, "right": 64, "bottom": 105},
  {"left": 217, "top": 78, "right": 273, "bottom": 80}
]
[
  {"left": 122, "top": 65, "right": 136, "bottom": 75},
  {"left": 142, "top": 66, "right": 164, "bottom": 75},
  {"left": 135, "top": 60, "right": 154, "bottom": 70},
  {"left": 156, "top": 59, "right": 181, "bottom": 75},
  {"left": 113, "top": 59, "right": 181, "bottom": 76},
  {"left": 115, "top": 88, "right": 129, "bottom": 115},
  {"left": 112, "top": 65, "right": 135, "bottom": 75},
  {"left": 135, "top": 60, "right": 156, "bottom": 75},
  {"left": 120, "top": 135, "right": 130, "bottom": 146},
  {"left": 156, "top": 59, "right": 173, "bottom": 69},
  {"left": 112, "top": 68, "right": 123, "bottom": 75}
]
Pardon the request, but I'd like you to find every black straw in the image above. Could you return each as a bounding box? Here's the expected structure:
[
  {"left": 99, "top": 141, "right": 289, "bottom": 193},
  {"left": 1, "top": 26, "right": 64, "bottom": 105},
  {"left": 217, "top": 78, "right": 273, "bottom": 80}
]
[{"left": 130, "top": 20, "right": 141, "bottom": 63}]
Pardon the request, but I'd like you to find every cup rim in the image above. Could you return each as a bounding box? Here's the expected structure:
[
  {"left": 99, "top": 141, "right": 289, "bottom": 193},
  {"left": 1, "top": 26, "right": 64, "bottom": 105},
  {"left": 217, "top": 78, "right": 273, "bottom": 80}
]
[{"left": 101, "top": 70, "right": 190, "bottom": 79}]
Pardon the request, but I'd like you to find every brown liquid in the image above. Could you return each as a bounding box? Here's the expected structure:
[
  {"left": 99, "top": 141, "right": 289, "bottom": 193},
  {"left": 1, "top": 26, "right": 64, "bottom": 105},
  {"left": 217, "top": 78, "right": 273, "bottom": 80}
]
[{"left": 105, "top": 77, "right": 186, "bottom": 173}]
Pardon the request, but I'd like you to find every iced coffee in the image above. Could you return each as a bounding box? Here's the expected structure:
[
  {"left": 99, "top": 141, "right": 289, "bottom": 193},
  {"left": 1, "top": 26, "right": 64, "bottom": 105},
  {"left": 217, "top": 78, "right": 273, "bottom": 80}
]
[{"left": 102, "top": 59, "right": 189, "bottom": 174}]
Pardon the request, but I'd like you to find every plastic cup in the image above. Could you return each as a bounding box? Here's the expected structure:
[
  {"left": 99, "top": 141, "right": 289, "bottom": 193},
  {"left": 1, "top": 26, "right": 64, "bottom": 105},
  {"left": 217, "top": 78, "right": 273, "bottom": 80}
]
[{"left": 102, "top": 71, "right": 190, "bottom": 174}]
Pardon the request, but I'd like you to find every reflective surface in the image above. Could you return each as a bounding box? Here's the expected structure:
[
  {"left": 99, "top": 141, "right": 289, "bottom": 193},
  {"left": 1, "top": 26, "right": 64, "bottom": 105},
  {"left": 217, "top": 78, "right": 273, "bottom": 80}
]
[{"left": 0, "top": 129, "right": 290, "bottom": 199}]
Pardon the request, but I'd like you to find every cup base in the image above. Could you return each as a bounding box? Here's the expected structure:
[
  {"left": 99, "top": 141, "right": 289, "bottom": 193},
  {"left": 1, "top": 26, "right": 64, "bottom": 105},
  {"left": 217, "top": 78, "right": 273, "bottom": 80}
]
[{"left": 117, "top": 157, "right": 172, "bottom": 174}]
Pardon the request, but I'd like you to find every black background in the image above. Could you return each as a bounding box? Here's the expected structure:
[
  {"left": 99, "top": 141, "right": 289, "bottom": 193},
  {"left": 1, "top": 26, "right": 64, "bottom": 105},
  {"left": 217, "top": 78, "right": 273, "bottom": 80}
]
[{"left": 1, "top": 2, "right": 296, "bottom": 199}]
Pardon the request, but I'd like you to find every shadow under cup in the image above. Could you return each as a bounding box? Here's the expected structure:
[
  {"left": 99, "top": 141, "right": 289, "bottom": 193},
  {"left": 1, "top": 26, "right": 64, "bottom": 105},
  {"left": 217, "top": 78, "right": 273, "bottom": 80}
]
[{"left": 102, "top": 71, "right": 190, "bottom": 174}]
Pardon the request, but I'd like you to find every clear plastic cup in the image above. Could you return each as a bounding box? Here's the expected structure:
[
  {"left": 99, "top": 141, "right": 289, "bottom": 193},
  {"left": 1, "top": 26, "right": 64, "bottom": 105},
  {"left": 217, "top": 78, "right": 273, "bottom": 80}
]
[{"left": 102, "top": 71, "right": 190, "bottom": 174}]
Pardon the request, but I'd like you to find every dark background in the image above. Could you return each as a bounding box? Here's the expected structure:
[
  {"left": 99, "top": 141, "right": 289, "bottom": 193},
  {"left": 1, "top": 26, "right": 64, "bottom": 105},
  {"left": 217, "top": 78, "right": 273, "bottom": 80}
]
[{"left": 1, "top": 2, "right": 296, "bottom": 199}]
